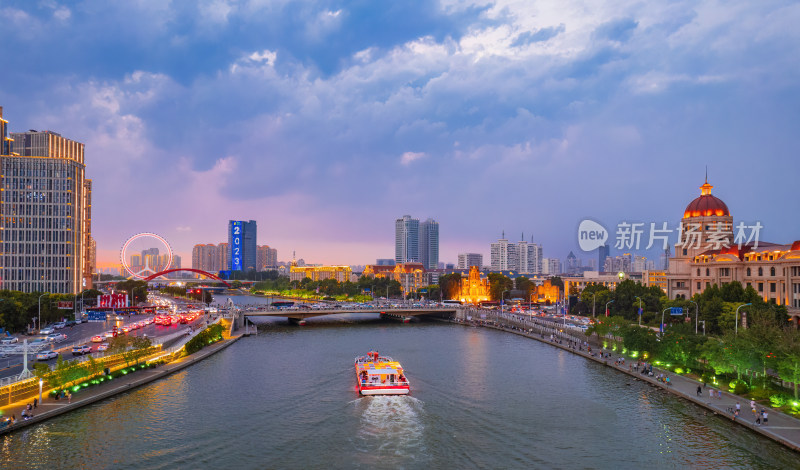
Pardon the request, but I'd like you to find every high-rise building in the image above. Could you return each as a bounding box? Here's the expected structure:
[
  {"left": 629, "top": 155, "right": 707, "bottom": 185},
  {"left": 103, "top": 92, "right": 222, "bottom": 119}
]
[
  {"left": 566, "top": 251, "right": 579, "bottom": 275},
  {"left": 542, "top": 258, "right": 562, "bottom": 275},
  {"left": 598, "top": 244, "right": 610, "bottom": 273},
  {"left": 0, "top": 112, "right": 92, "bottom": 294},
  {"left": 376, "top": 259, "right": 396, "bottom": 266},
  {"left": 192, "top": 244, "right": 217, "bottom": 272},
  {"left": 216, "top": 242, "right": 229, "bottom": 272},
  {"left": 419, "top": 218, "right": 439, "bottom": 270},
  {"left": 490, "top": 233, "right": 518, "bottom": 271},
  {"left": 256, "top": 245, "right": 278, "bottom": 271},
  {"left": 228, "top": 220, "right": 257, "bottom": 271},
  {"left": 395, "top": 215, "right": 420, "bottom": 264},
  {"left": 457, "top": 253, "right": 483, "bottom": 269}
]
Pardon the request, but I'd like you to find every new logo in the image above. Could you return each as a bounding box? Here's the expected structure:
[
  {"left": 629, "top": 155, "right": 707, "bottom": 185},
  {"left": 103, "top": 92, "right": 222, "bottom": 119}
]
[{"left": 578, "top": 219, "right": 608, "bottom": 252}]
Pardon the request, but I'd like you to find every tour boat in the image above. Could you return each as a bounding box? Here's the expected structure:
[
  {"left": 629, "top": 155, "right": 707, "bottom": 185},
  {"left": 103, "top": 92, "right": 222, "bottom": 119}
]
[{"left": 355, "top": 351, "right": 410, "bottom": 395}]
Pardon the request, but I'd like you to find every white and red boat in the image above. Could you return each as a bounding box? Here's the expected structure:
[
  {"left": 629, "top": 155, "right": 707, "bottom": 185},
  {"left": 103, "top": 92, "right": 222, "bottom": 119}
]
[{"left": 355, "top": 351, "right": 410, "bottom": 395}]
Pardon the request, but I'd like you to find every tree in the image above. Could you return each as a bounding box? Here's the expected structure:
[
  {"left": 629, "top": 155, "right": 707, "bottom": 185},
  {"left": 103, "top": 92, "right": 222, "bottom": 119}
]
[
  {"left": 620, "top": 325, "right": 660, "bottom": 357},
  {"left": 776, "top": 327, "right": 800, "bottom": 399},
  {"left": 488, "top": 273, "right": 513, "bottom": 301},
  {"left": 115, "top": 280, "right": 149, "bottom": 305},
  {"left": 438, "top": 273, "right": 463, "bottom": 300},
  {"left": 660, "top": 323, "right": 705, "bottom": 368}
]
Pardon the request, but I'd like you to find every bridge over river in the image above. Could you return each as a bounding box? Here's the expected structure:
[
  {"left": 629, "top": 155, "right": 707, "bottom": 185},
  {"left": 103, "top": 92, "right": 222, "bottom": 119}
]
[{"left": 237, "top": 306, "right": 461, "bottom": 325}]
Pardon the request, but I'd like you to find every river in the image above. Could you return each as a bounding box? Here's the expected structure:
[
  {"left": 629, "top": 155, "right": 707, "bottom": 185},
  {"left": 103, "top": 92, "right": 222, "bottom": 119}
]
[{"left": 0, "top": 303, "right": 797, "bottom": 469}]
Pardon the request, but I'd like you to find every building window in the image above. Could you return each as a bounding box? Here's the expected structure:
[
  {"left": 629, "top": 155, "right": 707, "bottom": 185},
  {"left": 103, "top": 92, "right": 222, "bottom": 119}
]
[
  {"left": 759, "top": 267, "right": 763, "bottom": 276},
  {"left": 747, "top": 267, "right": 751, "bottom": 276},
  {"left": 683, "top": 249, "right": 687, "bottom": 256},
  {"left": 771, "top": 267, "right": 776, "bottom": 277},
  {"left": 706, "top": 268, "right": 710, "bottom": 276},
  {"left": 759, "top": 283, "right": 763, "bottom": 292},
  {"left": 771, "top": 283, "right": 776, "bottom": 293},
  {"left": 697, "top": 282, "right": 701, "bottom": 290}
]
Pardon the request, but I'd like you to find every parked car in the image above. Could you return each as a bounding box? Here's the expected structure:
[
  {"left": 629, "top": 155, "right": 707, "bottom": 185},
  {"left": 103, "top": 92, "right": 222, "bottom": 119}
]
[
  {"left": 36, "top": 350, "right": 58, "bottom": 361},
  {"left": 46, "top": 333, "right": 66, "bottom": 343},
  {"left": 64, "top": 320, "right": 77, "bottom": 327},
  {"left": 91, "top": 335, "right": 104, "bottom": 343},
  {"left": 39, "top": 327, "right": 55, "bottom": 335},
  {"left": 97, "top": 343, "right": 109, "bottom": 352},
  {"left": 0, "top": 337, "right": 19, "bottom": 344},
  {"left": 53, "top": 322, "right": 66, "bottom": 329},
  {"left": 71, "top": 344, "right": 92, "bottom": 356}
]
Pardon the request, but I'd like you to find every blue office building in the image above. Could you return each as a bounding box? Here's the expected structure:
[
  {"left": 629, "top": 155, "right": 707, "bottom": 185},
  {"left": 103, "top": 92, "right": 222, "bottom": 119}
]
[{"left": 228, "top": 220, "right": 257, "bottom": 271}]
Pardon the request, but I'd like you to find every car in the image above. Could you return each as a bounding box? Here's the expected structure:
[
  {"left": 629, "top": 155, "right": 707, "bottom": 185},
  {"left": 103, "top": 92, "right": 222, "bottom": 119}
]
[
  {"left": 36, "top": 350, "right": 58, "bottom": 361},
  {"left": 103, "top": 331, "right": 115, "bottom": 338},
  {"left": 53, "top": 322, "right": 66, "bottom": 329},
  {"left": 46, "top": 333, "right": 66, "bottom": 343},
  {"left": 64, "top": 320, "right": 77, "bottom": 327},
  {"left": 71, "top": 344, "right": 92, "bottom": 355},
  {"left": 97, "top": 343, "right": 109, "bottom": 352},
  {"left": 39, "top": 327, "right": 55, "bottom": 335},
  {"left": 91, "top": 335, "right": 104, "bottom": 343},
  {"left": 0, "top": 337, "right": 19, "bottom": 344}
]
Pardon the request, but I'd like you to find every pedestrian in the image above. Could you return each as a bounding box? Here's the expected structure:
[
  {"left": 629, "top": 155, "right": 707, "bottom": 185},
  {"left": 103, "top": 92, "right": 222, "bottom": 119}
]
[
  {"left": 709, "top": 388, "right": 714, "bottom": 399},
  {"left": 717, "top": 390, "right": 723, "bottom": 400},
  {"left": 735, "top": 402, "right": 741, "bottom": 413},
  {"left": 750, "top": 400, "right": 756, "bottom": 414},
  {"left": 697, "top": 385, "right": 702, "bottom": 396},
  {"left": 762, "top": 410, "right": 768, "bottom": 425},
  {"left": 67, "top": 392, "right": 72, "bottom": 404},
  {"left": 33, "top": 398, "right": 37, "bottom": 408}
]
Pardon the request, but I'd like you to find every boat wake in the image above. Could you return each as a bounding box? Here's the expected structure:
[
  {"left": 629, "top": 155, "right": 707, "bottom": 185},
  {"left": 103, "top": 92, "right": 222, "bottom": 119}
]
[{"left": 351, "top": 395, "right": 428, "bottom": 466}]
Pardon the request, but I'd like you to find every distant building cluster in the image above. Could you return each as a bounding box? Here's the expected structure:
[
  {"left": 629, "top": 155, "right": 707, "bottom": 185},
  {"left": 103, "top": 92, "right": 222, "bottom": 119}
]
[
  {"left": 0, "top": 106, "right": 94, "bottom": 294},
  {"left": 129, "top": 247, "right": 181, "bottom": 273},
  {"left": 191, "top": 220, "right": 278, "bottom": 274},
  {"left": 490, "top": 233, "right": 543, "bottom": 274}
]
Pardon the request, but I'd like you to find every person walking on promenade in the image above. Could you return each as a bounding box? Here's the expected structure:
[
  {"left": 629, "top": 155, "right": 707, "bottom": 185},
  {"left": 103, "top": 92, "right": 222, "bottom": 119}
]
[
  {"left": 762, "top": 410, "right": 768, "bottom": 426},
  {"left": 735, "top": 402, "right": 741, "bottom": 415},
  {"left": 33, "top": 398, "right": 37, "bottom": 409},
  {"left": 750, "top": 400, "right": 757, "bottom": 414},
  {"left": 697, "top": 385, "right": 702, "bottom": 396},
  {"left": 709, "top": 388, "right": 714, "bottom": 400},
  {"left": 67, "top": 392, "right": 72, "bottom": 404}
]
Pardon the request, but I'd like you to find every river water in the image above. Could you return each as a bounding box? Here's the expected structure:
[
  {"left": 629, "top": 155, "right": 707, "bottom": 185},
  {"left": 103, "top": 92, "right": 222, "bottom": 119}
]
[{"left": 1, "top": 302, "right": 797, "bottom": 469}]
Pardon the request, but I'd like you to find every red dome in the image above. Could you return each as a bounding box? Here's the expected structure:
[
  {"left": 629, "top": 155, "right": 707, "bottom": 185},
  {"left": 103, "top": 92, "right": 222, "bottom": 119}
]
[
  {"left": 791, "top": 240, "right": 800, "bottom": 251},
  {"left": 683, "top": 181, "right": 730, "bottom": 218}
]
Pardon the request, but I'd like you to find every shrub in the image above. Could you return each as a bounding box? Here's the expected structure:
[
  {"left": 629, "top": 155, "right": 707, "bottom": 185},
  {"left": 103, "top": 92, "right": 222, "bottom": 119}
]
[
  {"left": 769, "top": 394, "right": 790, "bottom": 408},
  {"left": 733, "top": 382, "right": 749, "bottom": 395}
]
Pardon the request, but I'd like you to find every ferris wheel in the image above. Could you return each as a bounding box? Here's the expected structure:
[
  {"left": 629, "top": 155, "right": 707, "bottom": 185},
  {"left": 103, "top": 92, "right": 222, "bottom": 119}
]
[{"left": 120, "top": 232, "right": 173, "bottom": 279}]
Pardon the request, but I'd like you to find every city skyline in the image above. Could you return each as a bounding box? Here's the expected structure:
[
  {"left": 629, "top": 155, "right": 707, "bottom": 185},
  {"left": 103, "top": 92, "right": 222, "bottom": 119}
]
[{"left": 1, "top": 1, "right": 798, "bottom": 268}]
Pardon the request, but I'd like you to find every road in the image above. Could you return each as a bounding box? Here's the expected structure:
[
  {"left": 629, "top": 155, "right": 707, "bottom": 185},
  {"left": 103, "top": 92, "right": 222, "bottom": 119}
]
[{"left": 0, "top": 312, "right": 207, "bottom": 380}]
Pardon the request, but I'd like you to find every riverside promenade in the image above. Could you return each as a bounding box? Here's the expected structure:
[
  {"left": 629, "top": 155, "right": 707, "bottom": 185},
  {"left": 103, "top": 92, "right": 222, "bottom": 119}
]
[
  {"left": 0, "top": 333, "right": 241, "bottom": 435},
  {"left": 465, "top": 311, "right": 800, "bottom": 453}
]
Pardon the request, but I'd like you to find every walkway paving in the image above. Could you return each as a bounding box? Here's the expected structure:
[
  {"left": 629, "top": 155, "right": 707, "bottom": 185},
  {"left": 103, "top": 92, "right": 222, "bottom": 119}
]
[
  {"left": 474, "top": 313, "right": 800, "bottom": 453},
  {"left": 0, "top": 334, "right": 241, "bottom": 435}
]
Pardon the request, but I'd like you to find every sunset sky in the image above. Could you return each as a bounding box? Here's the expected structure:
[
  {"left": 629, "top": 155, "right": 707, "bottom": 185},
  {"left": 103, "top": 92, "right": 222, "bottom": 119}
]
[{"left": 2, "top": 0, "right": 798, "bottom": 268}]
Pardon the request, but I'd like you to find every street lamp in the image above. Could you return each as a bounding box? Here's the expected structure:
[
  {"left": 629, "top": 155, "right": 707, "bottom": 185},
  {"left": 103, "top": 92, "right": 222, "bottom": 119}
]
[
  {"left": 605, "top": 299, "right": 614, "bottom": 317},
  {"left": 501, "top": 290, "right": 510, "bottom": 314},
  {"left": 38, "top": 293, "right": 49, "bottom": 333},
  {"left": 688, "top": 300, "right": 699, "bottom": 334},
  {"left": 661, "top": 307, "right": 670, "bottom": 336},
  {"left": 635, "top": 296, "right": 642, "bottom": 326},
  {"left": 591, "top": 292, "right": 597, "bottom": 319},
  {"left": 39, "top": 378, "right": 43, "bottom": 404},
  {"left": 735, "top": 303, "right": 752, "bottom": 336}
]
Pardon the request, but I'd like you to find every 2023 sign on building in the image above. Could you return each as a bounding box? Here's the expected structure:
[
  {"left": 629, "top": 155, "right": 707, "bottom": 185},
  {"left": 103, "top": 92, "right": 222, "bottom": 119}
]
[{"left": 231, "top": 221, "right": 243, "bottom": 271}]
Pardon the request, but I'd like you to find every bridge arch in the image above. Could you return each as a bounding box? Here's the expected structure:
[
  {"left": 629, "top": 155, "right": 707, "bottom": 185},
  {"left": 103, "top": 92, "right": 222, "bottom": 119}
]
[{"left": 143, "top": 268, "right": 232, "bottom": 288}]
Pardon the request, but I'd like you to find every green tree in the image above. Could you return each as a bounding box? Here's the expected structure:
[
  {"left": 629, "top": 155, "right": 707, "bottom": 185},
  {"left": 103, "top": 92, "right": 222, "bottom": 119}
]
[
  {"left": 620, "top": 325, "right": 660, "bottom": 358},
  {"left": 660, "top": 323, "right": 705, "bottom": 368},
  {"left": 488, "top": 273, "right": 513, "bottom": 301},
  {"left": 776, "top": 327, "right": 800, "bottom": 399},
  {"left": 438, "top": 273, "right": 463, "bottom": 300}
]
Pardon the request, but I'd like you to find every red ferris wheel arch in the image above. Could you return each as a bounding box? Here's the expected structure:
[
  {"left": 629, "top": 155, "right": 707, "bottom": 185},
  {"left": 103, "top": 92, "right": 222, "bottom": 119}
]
[{"left": 142, "top": 268, "right": 232, "bottom": 288}]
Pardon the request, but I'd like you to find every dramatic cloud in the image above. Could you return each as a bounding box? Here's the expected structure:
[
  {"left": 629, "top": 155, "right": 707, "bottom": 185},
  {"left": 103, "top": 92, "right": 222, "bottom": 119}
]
[{"left": 1, "top": 0, "right": 798, "bottom": 266}]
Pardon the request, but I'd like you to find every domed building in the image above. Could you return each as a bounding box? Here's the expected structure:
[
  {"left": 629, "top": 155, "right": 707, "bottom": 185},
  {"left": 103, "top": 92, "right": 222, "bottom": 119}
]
[{"left": 667, "top": 178, "right": 800, "bottom": 322}]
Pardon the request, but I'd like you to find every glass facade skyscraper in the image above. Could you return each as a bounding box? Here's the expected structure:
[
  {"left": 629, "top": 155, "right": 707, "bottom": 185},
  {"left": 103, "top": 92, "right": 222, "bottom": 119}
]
[
  {"left": 0, "top": 110, "right": 93, "bottom": 294},
  {"left": 395, "top": 215, "right": 420, "bottom": 264},
  {"left": 228, "top": 220, "right": 257, "bottom": 271},
  {"left": 419, "top": 218, "right": 439, "bottom": 270}
]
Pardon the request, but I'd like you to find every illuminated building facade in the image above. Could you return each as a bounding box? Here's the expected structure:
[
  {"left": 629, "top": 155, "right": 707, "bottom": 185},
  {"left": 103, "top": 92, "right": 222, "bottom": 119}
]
[
  {"left": 666, "top": 179, "right": 800, "bottom": 320},
  {"left": 458, "top": 266, "right": 490, "bottom": 304},
  {"left": 289, "top": 265, "right": 353, "bottom": 283},
  {"left": 534, "top": 280, "right": 560, "bottom": 304},
  {"left": 644, "top": 270, "right": 667, "bottom": 292},
  {"left": 395, "top": 215, "right": 420, "bottom": 264},
  {"left": 0, "top": 111, "right": 92, "bottom": 294},
  {"left": 363, "top": 262, "right": 428, "bottom": 295}
]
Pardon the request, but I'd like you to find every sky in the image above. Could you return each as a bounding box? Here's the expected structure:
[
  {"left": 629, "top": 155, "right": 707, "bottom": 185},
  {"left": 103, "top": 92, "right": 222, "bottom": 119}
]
[{"left": 1, "top": 0, "right": 799, "bottom": 269}]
